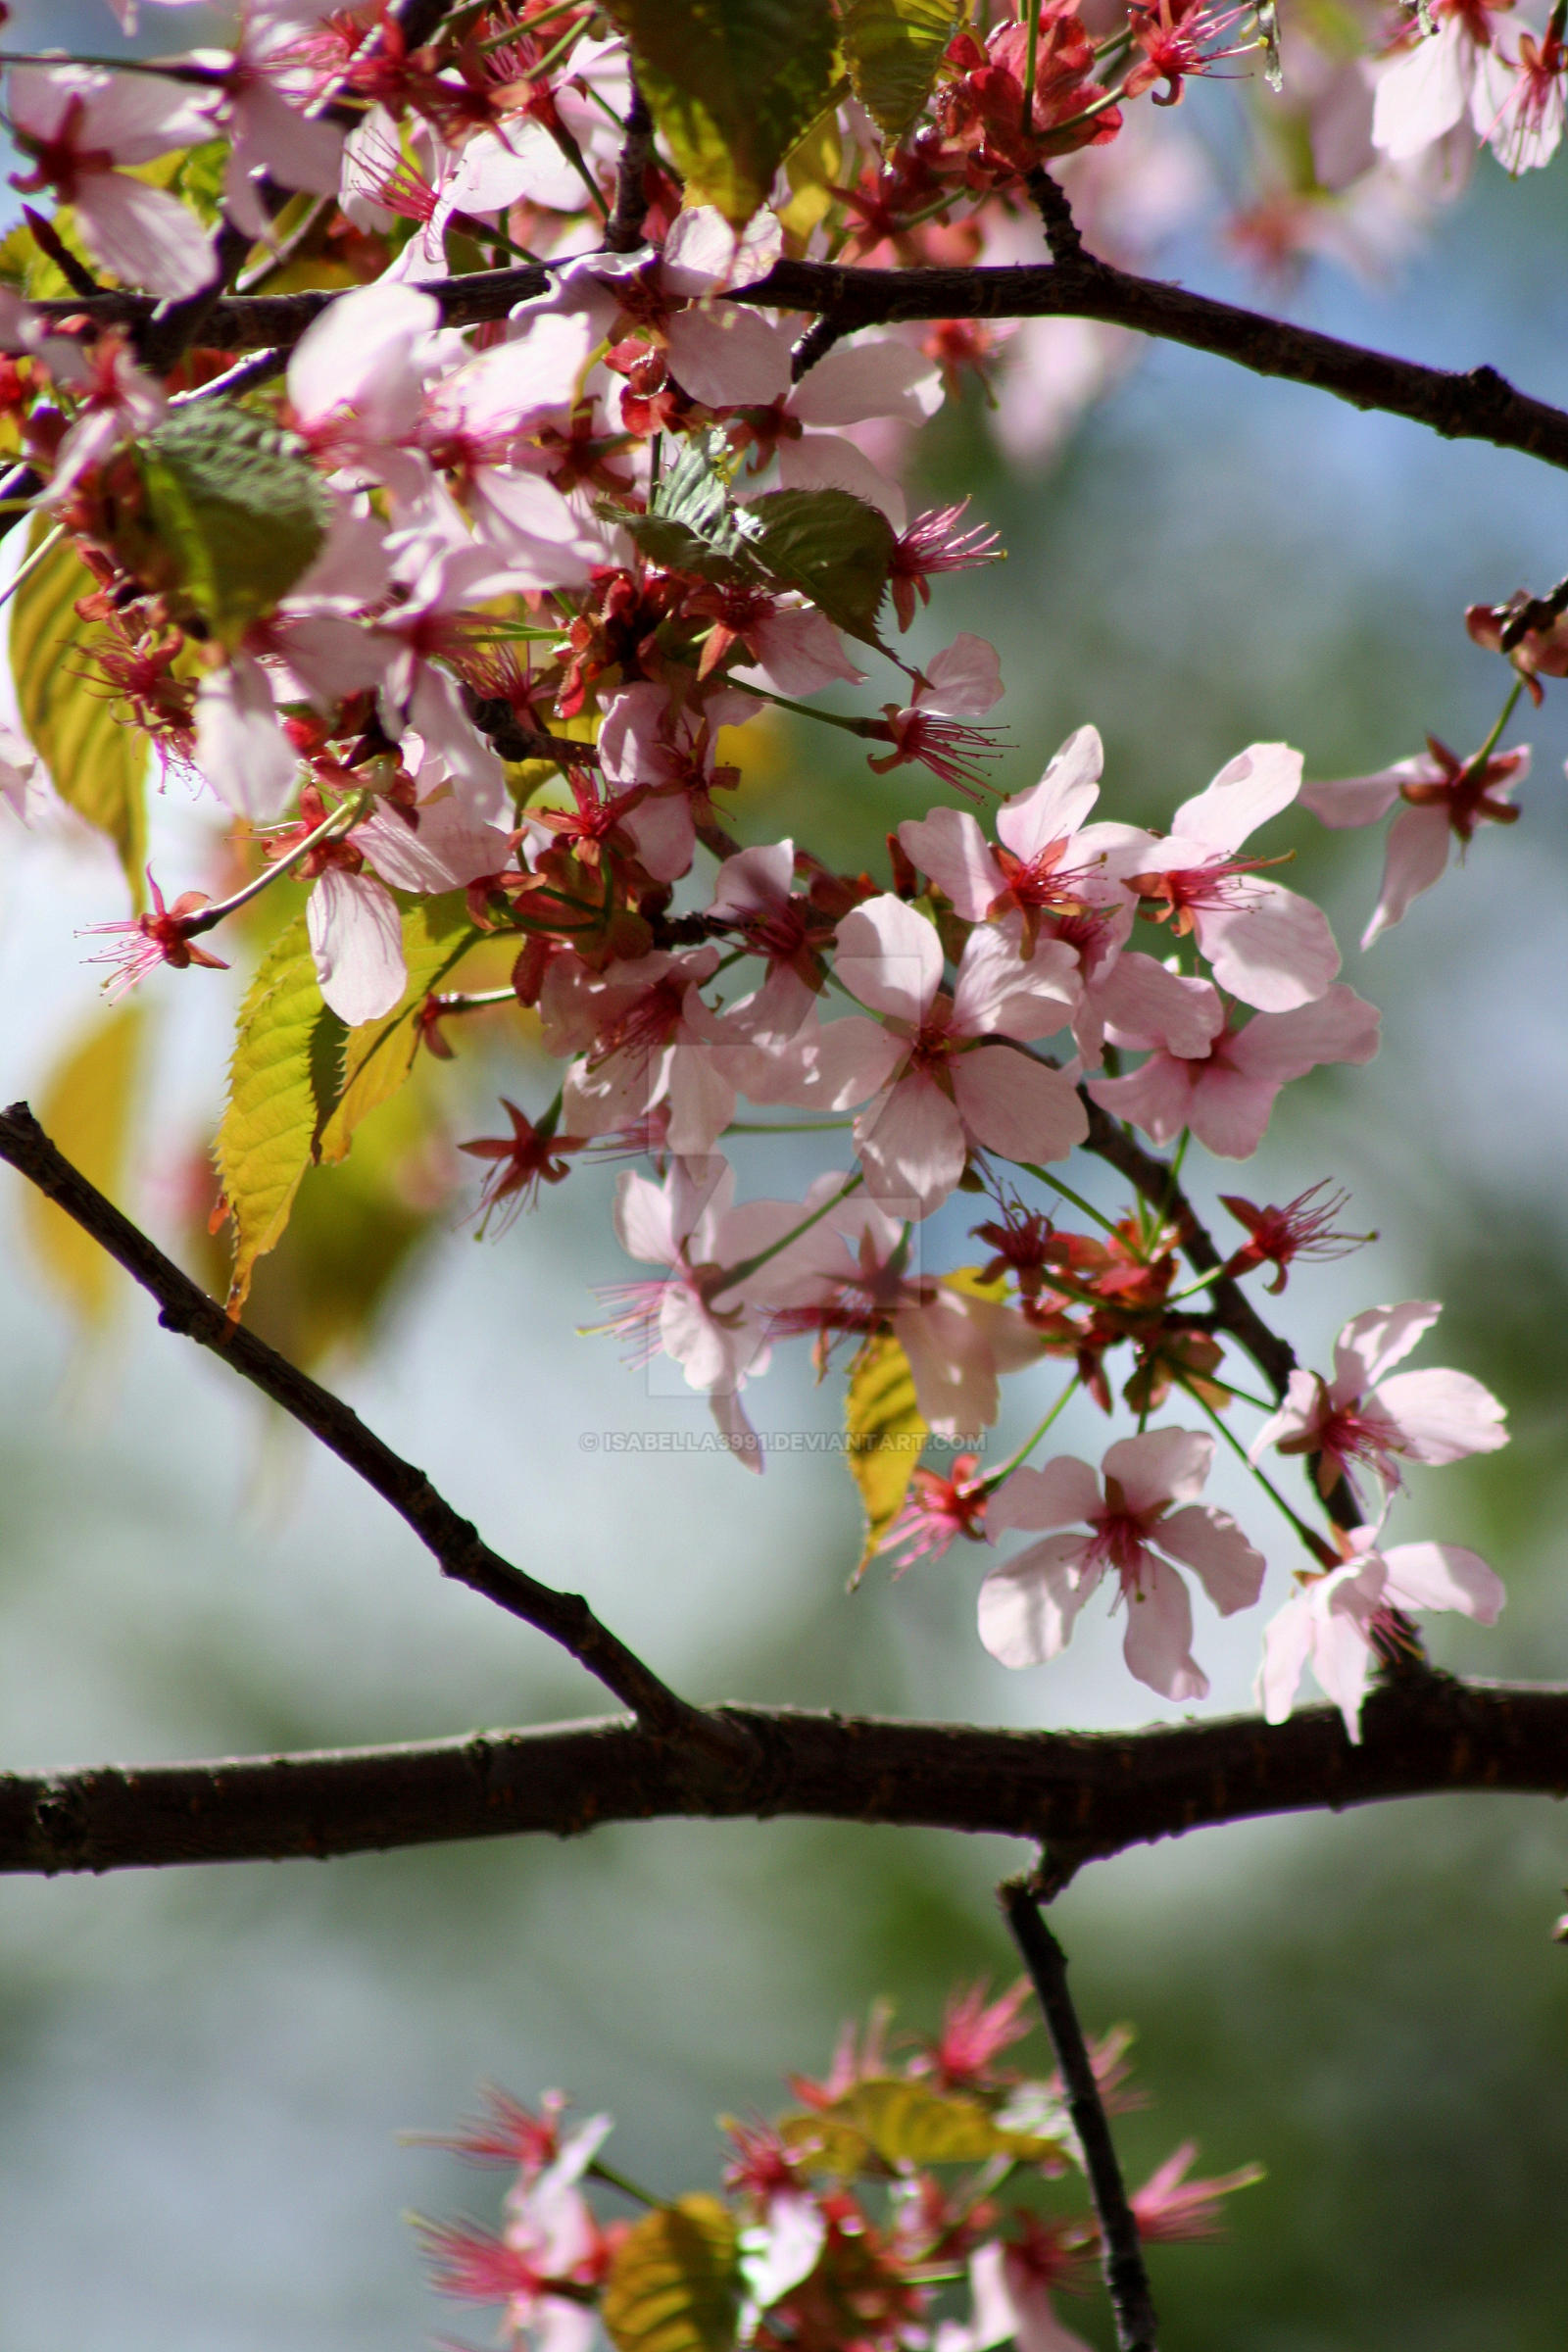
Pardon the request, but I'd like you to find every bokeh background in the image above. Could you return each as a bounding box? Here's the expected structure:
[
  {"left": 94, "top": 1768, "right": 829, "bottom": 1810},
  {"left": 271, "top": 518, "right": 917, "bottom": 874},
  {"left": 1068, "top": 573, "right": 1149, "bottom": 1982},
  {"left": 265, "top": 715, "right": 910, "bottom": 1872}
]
[{"left": 1, "top": 5, "right": 1567, "bottom": 2343}]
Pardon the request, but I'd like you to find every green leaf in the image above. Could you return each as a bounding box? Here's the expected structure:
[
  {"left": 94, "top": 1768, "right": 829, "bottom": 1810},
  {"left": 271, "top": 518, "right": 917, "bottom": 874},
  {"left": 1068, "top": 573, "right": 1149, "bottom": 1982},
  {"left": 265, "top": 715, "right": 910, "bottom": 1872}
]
[
  {"left": 608, "top": 0, "right": 839, "bottom": 222},
  {"left": 137, "top": 403, "right": 329, "bottom": 648},
  {"left": 741, "top": 488, "right": 897, "bottom": 644},
  {"left": 216, "top": 912, "right": 346, "bottom": 1311},
  {"left": 215, "top": 1075, "right": 442, "bottom": 1372},
  {"left": 24, "top": 1002, "right": 146, "bottom": 1329},
  {"left": 318, "top": 891, "right": 478, "bottom": 1165},
  {"left": 602, "top": 2195, "right": 741, "bottom": 2352},
  {"left": 11, "top": 518, "right": 148, "bottom": 902},
  {"left": 845, "top": 1331, "right": 927, "bottom": 1583},
  {"left": 628, "top": 432, "right": 753, "bottom": 582},
  {"left": 781, "top": 2079, "right": 1070, "bottom": 2177},
  {"left": 841, "top": 0, "right": 962, "bottom": 136}
]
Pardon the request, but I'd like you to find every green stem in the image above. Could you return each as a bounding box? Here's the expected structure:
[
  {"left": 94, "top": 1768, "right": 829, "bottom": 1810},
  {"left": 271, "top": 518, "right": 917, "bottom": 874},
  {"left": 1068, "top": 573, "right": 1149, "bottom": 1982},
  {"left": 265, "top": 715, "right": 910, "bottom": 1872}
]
[
  {"left": 1471, "top": 675, "right": 1525, "bottom": 770},
  {"left": 1020, "top": 0, "right": 1042, "bottom": 131},
  {"left": 1018, "top": 1163, "right": 1120, "bottom": 1239},
  {"left": 723, "top": 1117, "right": 858, "bottom": 1133},
  {"left": 1181, "top": 1378, "right": 1337, "bottom": 1567},
  {"left": 707, "top": 1170, "right": 863, "bottom": 1302},
  {"left": 181, "top": 790, "right": 372, "bottom": 939},
  {"left": 586, "top": 2157, "right": 659, "bottom": 2207},
  {"left": 983, "top": 1373, "right": 1081, "bottom": 1491}
]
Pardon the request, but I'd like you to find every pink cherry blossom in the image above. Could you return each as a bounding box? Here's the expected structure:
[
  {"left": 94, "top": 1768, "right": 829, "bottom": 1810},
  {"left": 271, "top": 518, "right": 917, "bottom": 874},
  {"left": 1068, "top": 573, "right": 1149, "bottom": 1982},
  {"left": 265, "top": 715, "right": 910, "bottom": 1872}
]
[
  {"left": 8, "top": 64, "right": 218, "bottom": 299},
  {"left": 1087, "top": 984, "right": 1380, "bottom": 1157},
  {"left": 1371, "top": 0, "right": 1507, "bottom": 162},
  {"left": 1258, "top": 1521, "right": 1505, "bottom": 1740},
  {"left": 979, "top": 1429, "right": 1266, "bottom": 1701},
  {"left": 1250, "top": 1300, "right": 1508, "bottom": 1500},
  {"left": 869, "top": 635, "right": 1006, "bottom": 795},
  {"left": 1300, "top": 736, "right": 1528, "bottom": 946},
  {"left": 1474, "top": 22, "right": 1568, "bottom": 171},
  {"left": 898, "top": 724, "right": 1133, "bottom": 941},
  {"left": 598, "top": 681, "right": 760, "bottom": 882},
  {"left": 941, "top": 2234, "right": 1095, "bottom": 2352},
  {"left": 815, "top": 895, "right": 1085, "bottom": 1215},
  {"left": 1121, "top": 742, "right": 1341, "bottom": 1009},
  {"left": 543, "top": 948, "right": 741, "bottom": 1155}
]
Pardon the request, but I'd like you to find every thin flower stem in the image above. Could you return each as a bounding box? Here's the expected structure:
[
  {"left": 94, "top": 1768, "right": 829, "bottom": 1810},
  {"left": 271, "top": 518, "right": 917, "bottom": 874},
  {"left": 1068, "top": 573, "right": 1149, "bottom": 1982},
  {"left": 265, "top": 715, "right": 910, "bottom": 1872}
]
[
  {"left": 1472, "top": 675, "right": 1525, "bottom": 769},
  {"left": 707, "top": 1170, "right": 864, "bottom": 1302},
  {"left": 725, "top": 680, "right": 887, "bottom": 741},
  {"left": 984, "top": 1373, "right": 1082, "bottom": 1490},
  {"left": 0, "top": 521, "right": 64, "bottom": 616},
  {"left": 1180, "top": 1378, "right": 1337, "bottom": 1567},
  {"left": 1021, "top": 0, "right": 1043, "bottom": 130},
  {"left": 1018, "top": 1162, "right": 1120, "bottom": 1238},
  {"left": 179, "top": 791, "right": 371, "bottom": 940},
  {"left": 587, "top": 2158, "right": 659, "bottom": 2208},
  {"left": 723, "top": 1118, "right": 857, "bottom": 1133}
]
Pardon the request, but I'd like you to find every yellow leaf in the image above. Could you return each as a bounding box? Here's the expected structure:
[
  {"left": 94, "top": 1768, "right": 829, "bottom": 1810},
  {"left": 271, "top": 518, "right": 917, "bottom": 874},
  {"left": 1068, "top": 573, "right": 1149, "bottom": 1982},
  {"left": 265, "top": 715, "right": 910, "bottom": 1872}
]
[
  {"left": 24, "top": 1003, "right": 146, "bottom": 1328},
  {"left": 602, "top": 2196, "right": 740, "bottom": 2352},
  {"left": 11, "top": 519, "right": 148, "bottom": 904},
  {"left": 781, "top": 2078, "right": 1069, "bottom": 2176},
  {"left": 318, "top": 891, "right": 478, "bottom": 1164},
  {"left": 845, "top": 1331, "right": 927, "bottom": 1583},
  {"left": 216, "top": 912, "right": 345, "bottom": 1311}
]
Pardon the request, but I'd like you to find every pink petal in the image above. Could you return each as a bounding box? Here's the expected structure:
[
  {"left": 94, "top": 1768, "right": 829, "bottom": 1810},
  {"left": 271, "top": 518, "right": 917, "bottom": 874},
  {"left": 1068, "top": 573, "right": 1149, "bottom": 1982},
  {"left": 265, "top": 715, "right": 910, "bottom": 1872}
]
[
  {"left": 854, "top": 1069, "right": 967, "bottom": 1215},
  {"left": 950, "top": 1045, "right": 1087, "bottom": 1165},
  {"left": 996, "top": 724, "right": 1103, "bottom": 860},
  {"left": 1371, "top": 1367, "right": 1508, "bottom": 1462},
  {"left": 777, "top": 431, "right": 906, "bottom": 528},
  {"left": 1256, "top": 1592, "right": 1317, "bottom": 1726},
  {"left": 1104, "top": 1428, "right": 1212, "bottom": 1514},
  {"left": 307, "top": 869, "right": 406, "bottom": 1025},
  {"left": 1182, "top": 1060, "right": 1283, "bottom": 1159},
  {"left": 746, "top": 606, "right": 865, "bottom": 695},
  {"left": 709, "top": 839, "right": 795, "bottom": 922},
  {"left": 1097, "top": 954, "right": 1225, "bottom": 1057},
  {"left": 194, "top": 653, "right": 297, "bottom": 820},
  {"left": 613, "top": 1169, "right": 677, "bottom": 1265},
  {"left": 1332, "top": 1300, "right": 1441, "bottom": 1397},
  {"left": 922, "top": 633, "right": 1004, "bottom": 716},
  {"left": 978, "top": 1536, "right": 1095, "bottom": 1666},
  {"left": 1362, "top": 804, "right": 1450, "bottom": 946},
  {"left": 1379, "top": 1541, "right": 1505, "bottom": 1623},
  {"left": 1196, "top": 883, "right": 1340, "bottom": 1011},
  {"left": 357, "top": 798, "right": 512, "bottom": 891},
  {"left": 897, "top": 807, "right": 1001, "bottom": 921},
  {"left": 1298, "top": 765, "right": 1416, "bottom": 828},
  {"left": 1230, "top": 984, "right": 1381, "bottom": 1083},
  {"left": 619, "top": 792, "right": 698, "bottom": 883},
  {"left": 987, "top": 1456, "right": 1102, "bottom": 1536},
  {"left": 1372, "top": 18, "right": 1474, "bottom": 159},
  {"left": 834, "top": 894, "right": 942, "bottom": 1023},
  {"left": 951, "top": 925, "right": 1079, "bottom": 1043},
  {"left": 1086, "top": 1050, "right": 1200, "bottom": 1146},
  {"left": 74, "top": 170, "right": 217, "bottom": 300},
  {"left": 664, "top": 1040, "right": 736, "bottom": 1153},
  {"left": 1121, "top": 1558, "right": 1207, "bottom": 1701},
  {"left": 1172, "top": 742, "right": 1303, "bottom": 851},
  {"left": 900, "top": 1290, "right": 1006, "bottom": 1438},
  {"left": 788, "top": 340, "right": 942, "bottom": 427},
  {"left": 666, "top": 307, "right": 795, "bottom": 407},
  {"left": 1154, "top": 1505, "right": 1266, "bottom": 1615}
]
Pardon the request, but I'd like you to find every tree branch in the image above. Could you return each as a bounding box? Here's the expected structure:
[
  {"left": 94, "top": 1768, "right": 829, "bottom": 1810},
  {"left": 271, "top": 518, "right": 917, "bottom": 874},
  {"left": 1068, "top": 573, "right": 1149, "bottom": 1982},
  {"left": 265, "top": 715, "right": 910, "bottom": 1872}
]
[
  {"left": 40, "top": 249, "right": 1568, "bottom": 473},
  {"left": 606, "top": 73, "right": 655, "bottom": 255},
  {"left": 3, "top": 1675, "right": 1566, "bottom": 1875},
  {"left": 0, "top": 1103, "right": 750, "bottom": 1772},
  {"left": 1004, "top": 1880, "right": 1158, "bottom": 2352}
]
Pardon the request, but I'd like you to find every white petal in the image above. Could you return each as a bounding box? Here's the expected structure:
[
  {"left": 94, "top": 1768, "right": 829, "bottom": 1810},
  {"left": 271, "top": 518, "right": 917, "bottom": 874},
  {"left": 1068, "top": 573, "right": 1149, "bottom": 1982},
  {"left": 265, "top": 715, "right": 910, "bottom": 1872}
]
[
  {"left": 978, "top": 1536, "right": 1095, "bottom": 1666},
  {"left": 307, "top": 869, "right": 407, "bottom": 1025}
]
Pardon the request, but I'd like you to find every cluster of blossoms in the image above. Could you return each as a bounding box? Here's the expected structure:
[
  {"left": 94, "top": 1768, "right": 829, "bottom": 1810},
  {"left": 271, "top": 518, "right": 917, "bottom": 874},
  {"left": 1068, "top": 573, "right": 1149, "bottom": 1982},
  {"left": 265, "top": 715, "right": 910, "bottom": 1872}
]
[
  {"left": 0, "top": 0, "right": 1538, "bottom": 1743},
  {"left": 415, "top": 1984, "right": 1260, "bottom": 2352}
]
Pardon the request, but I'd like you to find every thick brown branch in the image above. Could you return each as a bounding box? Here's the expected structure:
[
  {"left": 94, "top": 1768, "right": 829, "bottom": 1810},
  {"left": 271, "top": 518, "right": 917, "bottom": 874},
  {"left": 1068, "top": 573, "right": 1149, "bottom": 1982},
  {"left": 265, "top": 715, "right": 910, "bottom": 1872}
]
[
  {"left": 45, "top": 247, "right": 1568, "bottom": 474},
  {"left": 1004, "top": 1882, "right": 1158, "bottom": 2351},
  {"left": 3, "top": 1676, "right": 1566, "bottom": 1875},
  {"left": 0, "top": 1103, "right": 747, "bottom": 1771}
]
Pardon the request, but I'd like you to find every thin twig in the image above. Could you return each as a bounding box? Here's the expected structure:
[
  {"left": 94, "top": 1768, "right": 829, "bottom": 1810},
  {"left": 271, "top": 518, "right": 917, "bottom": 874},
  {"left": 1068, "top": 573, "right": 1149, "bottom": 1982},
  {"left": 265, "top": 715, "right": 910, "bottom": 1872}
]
[
  {"left": 790, "top": 313, "right": 847, "bottom": 383},
  {"left": 605, "top": 73, "right": 655, "bottom": 254},
  {"left": 1003, "top": 1877, "right": 1159, "bottom": 2352},
  {"left": 0, "top": 1103, "right": 750, "bottom": 1770},
  {"left": 1024, "top": 165, "right": 1085, "bottom": 264}
]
